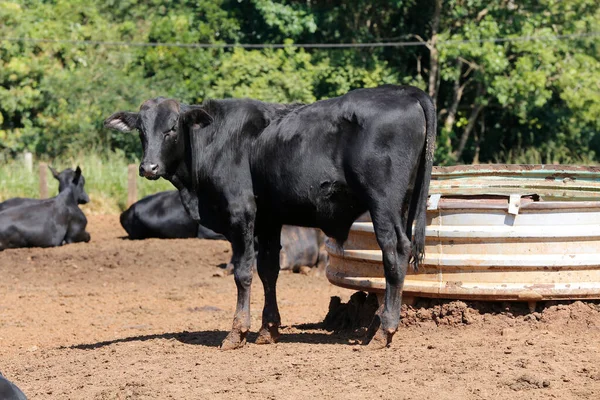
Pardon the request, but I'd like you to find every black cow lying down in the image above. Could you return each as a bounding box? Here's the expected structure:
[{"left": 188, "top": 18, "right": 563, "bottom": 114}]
[
  {"left": 0, "top": 372, "right": 27, "bottom": 400},
  {"left": 0, "top": 166, "right": 89, "bottom": 212},
  {"left": 121, "top": 190, "right": 327, "bottom": 272},
  {"left": 0, "top": 167, "right": 91, "bottom": 251},
  {"left": 120, "top": 190, "right": 225, "bottom": 240},
  {"left": 279, "top": 225, "right": 327, "bottom": 273},
  {"left": 105, "top": 84, "right": 436, "bottom": 349}
]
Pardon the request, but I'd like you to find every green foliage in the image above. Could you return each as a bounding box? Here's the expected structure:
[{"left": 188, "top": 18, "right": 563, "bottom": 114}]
[
  {"left": 252, "top": 0, "right": 317, "bottom": 37},
  {"left": 316, "top": 51, "right": 398, "bottom": 98},
  {"left": 0, "top": 0, "right": 155, "bottom": 158},
  {"left": 0, "top": 0, "right": 598, "bottom": 172},
  {"left": 432, "top": 0, "right": 599, "bottom": 165},
  {"left": 134, "top": 0, "right": 241, "bottom": 103},
  {"left": 207, "top": 45, "right": 323, "bottom": 103}
]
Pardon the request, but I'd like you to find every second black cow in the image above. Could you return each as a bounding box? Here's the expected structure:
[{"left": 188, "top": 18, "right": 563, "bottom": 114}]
[
  {"left": 120, "top": 190, "right": 225, "bottom": 240},
  {"left": 121, "top": 190, "right": 327, "bottom": 273},
  {"left": 106, "top": 84, "right": 436, "bottom": 349}
]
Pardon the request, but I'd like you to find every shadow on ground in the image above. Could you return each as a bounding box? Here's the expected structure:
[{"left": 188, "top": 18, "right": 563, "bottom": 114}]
[{"left": 67, "top": 326, "right": 362, "bottom": 350}]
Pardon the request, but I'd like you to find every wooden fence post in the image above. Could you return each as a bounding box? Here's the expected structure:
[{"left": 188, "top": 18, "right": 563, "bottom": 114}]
[
  {"left": 127, "top": 164, "right": 137, "bottom": 208},
  {"left": 39, "top": 162, "right": 48, "bottom": 199}
]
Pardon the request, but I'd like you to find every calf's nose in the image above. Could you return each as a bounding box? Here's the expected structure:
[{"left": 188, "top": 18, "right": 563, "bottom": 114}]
[{"left": 139, "top": 163, "right": 159, "bottom": 177}]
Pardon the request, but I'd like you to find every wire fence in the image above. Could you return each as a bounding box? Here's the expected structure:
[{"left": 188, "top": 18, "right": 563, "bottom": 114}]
[{"left": 1, "top": 31, "right": 599, "bottom": 49}]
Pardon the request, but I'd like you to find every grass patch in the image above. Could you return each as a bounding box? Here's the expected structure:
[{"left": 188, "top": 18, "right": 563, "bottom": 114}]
[{"left": 0, "top": 151, "right": 174, "bottom": 214}]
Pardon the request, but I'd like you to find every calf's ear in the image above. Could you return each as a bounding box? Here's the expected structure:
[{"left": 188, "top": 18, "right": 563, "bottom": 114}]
[
  {"left": 182, "top": 108, "right": 213, "bottom": 132},
  {"left": 104, "top": 111, "right": 139, "bottom": 132},
  {"left": 73, "top": 166, "right": 82, "bottom": 184},
  {"left": 49, "top": 166, "right": 60, "bottom": 180}
]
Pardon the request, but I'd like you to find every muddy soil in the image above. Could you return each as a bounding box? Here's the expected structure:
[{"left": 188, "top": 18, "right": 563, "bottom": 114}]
[{"left": 1, "top": 215, "right": 600, "bottom": 399}]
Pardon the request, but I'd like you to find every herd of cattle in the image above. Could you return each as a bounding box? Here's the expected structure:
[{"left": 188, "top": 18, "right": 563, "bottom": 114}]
[{"left": 2, "top": 84, "right": 435, "bottom": 360}]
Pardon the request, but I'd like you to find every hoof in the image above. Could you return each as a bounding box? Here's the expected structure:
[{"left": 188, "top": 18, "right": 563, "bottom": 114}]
[
  {"left": 220, "top": 331, "right": 247, "bottom": 350},
  {"left": 365, "top": 314, "right": 382, "bottom": 343},
  {"left": 255, "top": 324, "right": 280, "bottom": 345},
  {"left": 364, "top": 328, "right": 394, "bottom": 350}
]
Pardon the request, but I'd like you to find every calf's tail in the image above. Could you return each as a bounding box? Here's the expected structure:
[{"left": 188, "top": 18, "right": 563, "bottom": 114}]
[{"left": 406, "top": 90, "right": 437, "bottom": 271}]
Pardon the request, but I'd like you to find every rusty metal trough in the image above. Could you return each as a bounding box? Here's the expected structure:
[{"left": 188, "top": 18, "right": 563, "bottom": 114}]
[{"left": 325, "top": 164, "right": 600, "bottom": 309}]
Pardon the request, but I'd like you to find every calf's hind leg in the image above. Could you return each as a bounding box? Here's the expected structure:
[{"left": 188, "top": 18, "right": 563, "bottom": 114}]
[
  {"left": 255, "top": 227, "right": 283, "bottom": 344},
  {"left": 366, "top": 206, "right": 411, "bottom": 349}
]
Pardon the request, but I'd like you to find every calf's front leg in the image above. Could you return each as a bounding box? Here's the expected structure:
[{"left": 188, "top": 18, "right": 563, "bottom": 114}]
[
  {"left": 64, "top": 222, "right": 91, "bottom": 244},
  {"left": 220, "top": 211, "right": 256, "bottom": 350}
]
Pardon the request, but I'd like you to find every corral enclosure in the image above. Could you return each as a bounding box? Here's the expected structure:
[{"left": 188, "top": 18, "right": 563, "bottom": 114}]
[
  {"left": 2, "top": 0, "right": 599, "bottom": 398},
  {"left": 1, "top": 215, "right": 600, "bottom": 399}
]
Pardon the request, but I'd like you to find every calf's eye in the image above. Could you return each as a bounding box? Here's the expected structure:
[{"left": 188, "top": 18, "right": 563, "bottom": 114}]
[{"left": 163, "top": 126, "right": 177, "bottom": 138}]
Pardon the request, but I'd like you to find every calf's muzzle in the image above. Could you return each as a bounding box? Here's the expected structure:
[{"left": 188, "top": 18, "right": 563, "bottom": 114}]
[{"left": 139, "top": 163, "right": 160, "bottom": 179}]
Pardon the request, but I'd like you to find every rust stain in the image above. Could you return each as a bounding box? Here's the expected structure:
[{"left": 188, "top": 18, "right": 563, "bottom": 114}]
[
  {"left": 527, "top": 284, "right": 556, "bottom": 290},
  {"left": 433, "top": 164, "right": 600, "bottom": 174}
]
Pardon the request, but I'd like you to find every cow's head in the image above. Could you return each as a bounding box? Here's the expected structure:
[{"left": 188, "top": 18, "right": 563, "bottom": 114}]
[
  {"left": 50, "top": 166, "right": 90, "bottom": 204},
  {"left": 104, "top": 98, "right": 213, "bottom": 180}
]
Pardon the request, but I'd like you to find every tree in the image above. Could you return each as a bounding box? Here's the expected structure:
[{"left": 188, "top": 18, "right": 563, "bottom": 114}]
[{"left": 0, "top": 0, "right": 598, "bottom": 165}]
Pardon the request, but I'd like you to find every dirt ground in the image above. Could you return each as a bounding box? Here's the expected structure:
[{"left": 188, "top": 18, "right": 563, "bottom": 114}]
[{"left": 1, "top": 215, "right": 600, "bottom": 400}]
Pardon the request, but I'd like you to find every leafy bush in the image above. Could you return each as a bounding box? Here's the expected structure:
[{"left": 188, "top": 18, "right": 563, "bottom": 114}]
[{"left": 0, "top": 0, "right": 598, "bottom": 166}]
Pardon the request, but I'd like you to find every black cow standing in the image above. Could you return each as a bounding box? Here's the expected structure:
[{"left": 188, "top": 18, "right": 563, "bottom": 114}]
[
  {"left": 105, "top": 84, "right": 436, "bottom": 349},
  {"left": 0, "top": 167, "right": 89, "bottom": 212},
  {"left": 0, "top": 167, "right": 91, "bottom": 250}
]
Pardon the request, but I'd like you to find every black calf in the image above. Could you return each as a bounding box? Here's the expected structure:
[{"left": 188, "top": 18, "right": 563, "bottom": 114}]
[
  {"left": 0, "top": 167, "right": 91, "bottom": 251},
  {"left": 120, "top": 190, "right": 225, "bottom": 240},
  {"left": 0, "top": 167, "right": 89, "bottom": 212},
  {"left": 105, "top": 85, "right": 436, "bottom": 349},
  {"left": 121, "top": 191, "right": 326, "bottom": 273}
]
